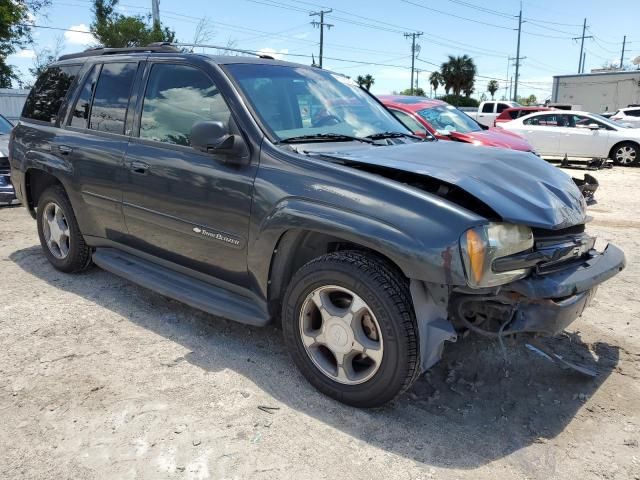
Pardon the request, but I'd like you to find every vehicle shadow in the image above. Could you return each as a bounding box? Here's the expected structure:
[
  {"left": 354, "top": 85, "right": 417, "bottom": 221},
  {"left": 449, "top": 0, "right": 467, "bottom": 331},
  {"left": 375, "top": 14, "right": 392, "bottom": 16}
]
[{"left": 10, "top": 245, "right": 620, "bottom": 469}]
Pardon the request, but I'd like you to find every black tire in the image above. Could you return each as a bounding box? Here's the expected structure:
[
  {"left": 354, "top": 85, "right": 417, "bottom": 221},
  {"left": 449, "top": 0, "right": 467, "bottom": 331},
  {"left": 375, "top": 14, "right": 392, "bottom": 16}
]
[
  {"left": 610, "top": 141, "right": 639, "bottom": 166},
  {"left": 282, "top": 250, "right": 420, "bottom": 407},
  {"left": 36, "top": 185, "right": 92, "bottom": 273}
]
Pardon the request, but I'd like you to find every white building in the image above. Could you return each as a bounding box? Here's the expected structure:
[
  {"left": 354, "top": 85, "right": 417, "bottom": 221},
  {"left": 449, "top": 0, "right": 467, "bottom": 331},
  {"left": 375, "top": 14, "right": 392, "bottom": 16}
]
[
  {"left": 551, "top": 71, "right": 640, "bottom": 113},
  {"left": 0, "top": 89, "right": 30, "bottom": 123}
]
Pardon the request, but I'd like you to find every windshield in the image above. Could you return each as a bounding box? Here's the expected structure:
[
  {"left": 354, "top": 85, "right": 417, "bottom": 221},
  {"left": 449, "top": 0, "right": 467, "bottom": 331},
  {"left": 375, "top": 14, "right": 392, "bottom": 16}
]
[
  {"left": 225, "top": 64, "right": 410, "bottom": 141},
  {"left": 0, "top": 115, "right": 12, "bottom": 134},
  {"left": 589, "top": 113, "right": 630, "bottom": 129},
  {"left": 417, "top": 105, "right": 482, "bottom": 134}
]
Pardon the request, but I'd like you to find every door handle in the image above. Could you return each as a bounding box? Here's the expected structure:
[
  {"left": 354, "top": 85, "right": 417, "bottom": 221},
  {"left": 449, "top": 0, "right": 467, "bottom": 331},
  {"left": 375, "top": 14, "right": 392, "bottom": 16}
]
[
  {"left": 129, "top": 160, "right": 150, "bottom": 175},
  {"left": 57, "top": 144, "right": 73, "bottom": 155}
]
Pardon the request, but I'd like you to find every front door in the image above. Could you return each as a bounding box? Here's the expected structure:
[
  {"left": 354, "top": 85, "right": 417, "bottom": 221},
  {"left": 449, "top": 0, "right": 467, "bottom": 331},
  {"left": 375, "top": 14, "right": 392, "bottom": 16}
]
[
  {"left": 121, "top": 62, "right": 257, "bottom": 287},
  {"left": 560, "top": 114, "right": 611, "bottom": 158}
]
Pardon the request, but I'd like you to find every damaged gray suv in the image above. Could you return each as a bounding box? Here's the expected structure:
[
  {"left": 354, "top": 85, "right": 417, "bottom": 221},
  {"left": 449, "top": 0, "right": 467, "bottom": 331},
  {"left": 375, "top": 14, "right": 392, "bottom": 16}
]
[{"left": 9, "top": 44, "right": 625, "bottom": 407}]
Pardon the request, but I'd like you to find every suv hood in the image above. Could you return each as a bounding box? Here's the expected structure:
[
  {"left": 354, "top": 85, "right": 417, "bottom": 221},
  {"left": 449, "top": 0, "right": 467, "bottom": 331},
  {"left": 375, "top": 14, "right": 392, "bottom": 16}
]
[{"left": 309, "top": 140, "right": 587, "bottom": 230}]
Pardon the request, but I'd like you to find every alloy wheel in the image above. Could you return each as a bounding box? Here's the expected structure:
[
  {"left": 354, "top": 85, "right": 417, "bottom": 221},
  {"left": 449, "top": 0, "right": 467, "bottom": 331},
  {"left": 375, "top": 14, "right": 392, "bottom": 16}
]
[
  {"left": 615, "top": 145, "right": 637, "bottom": 165},
  {"left": 299, "top": 285, "right": 384, "bottom": 385},
  {"left": 41, "top": 202, "right": 71, "bottom": 259}
]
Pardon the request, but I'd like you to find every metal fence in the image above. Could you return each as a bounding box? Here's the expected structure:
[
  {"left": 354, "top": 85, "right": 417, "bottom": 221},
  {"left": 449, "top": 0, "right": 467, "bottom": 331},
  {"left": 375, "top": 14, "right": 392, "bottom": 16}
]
[{"left": 0, "top": 89, "right": 30, "bottom": 123}]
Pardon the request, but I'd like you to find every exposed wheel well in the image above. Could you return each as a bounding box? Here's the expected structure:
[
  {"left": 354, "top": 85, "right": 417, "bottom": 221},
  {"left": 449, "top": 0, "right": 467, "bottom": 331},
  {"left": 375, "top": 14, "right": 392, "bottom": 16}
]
[
  {"left": 267, "top": 229, "right": 405, "bottom": 318},
  {"left": 609, "top": 140, "right": 639, "bottom": 160},
  {"left": 25, "top": 169, "right": 63, "bottom": 211}
]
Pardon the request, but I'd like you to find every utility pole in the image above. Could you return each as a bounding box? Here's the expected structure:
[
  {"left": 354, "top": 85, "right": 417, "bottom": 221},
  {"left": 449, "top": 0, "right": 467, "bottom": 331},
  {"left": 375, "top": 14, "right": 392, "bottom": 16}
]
[
  {"left": 415, "top": 68, "right": 421, "bottom": 92},
  {"left": 510, "top": 55, "right": 525, "bottom": 102},
  {"left": 582, "top": 51, "right": 586, "bottom": 73},
  {"left": 620, "top": 35, "right": 627, "bottom": 69},
  {"left": 513, "top": 9, "right": 523, "bottom": 102},
  {"left": 509, "top": 76, "right": 513, "bottom": 101},
  {"left": 151, "top": 0, "right": 160, "bottom": 28},
  {"left": 404, "top": 32, "right": 423, "bottom": 95},
  {"left": 310, "top": 9, "right": 333, "bottom": 69},
  {"left": 573, "top": 18, "right": 593, "bottom": 73}
]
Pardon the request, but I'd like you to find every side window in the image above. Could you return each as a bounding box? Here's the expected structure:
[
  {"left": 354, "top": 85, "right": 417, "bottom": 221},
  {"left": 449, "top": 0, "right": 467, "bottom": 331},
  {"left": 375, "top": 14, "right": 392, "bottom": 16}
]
[
  {"left": 90, "top": 62, "right": 137, "bottom": 134},
  {"left": 510, "top": 110, "right": 520, "bottom": 119},
  {"left": 69, "top": 65, "right": 100, "bottom": 129},
  {"left": 140, "top": 63, "right": 230, "bottom": 146},
  {"left": 481, "top": 102, "right": 494, "bottom": 113},
  {"left": 390, "top": 109, "right": 427, "bottom": 133},
  {"left": 524, "top": 114, "right": 561, "bottom": 126},
  {"left": 628, "top": 110, "right": 640, "bottom": 117},
  {"left": 496, "top": 103, "right": 510, "bottom": 113},
  {"left": 22, "top": 64, "right": 81, "bottom": 123}
]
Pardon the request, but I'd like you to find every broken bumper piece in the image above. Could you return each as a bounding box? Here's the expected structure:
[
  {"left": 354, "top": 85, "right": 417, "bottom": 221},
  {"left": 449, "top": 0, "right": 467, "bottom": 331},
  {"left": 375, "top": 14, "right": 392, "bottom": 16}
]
[{"left": 452, "top": 243, "right": 625, "bottom": 337}]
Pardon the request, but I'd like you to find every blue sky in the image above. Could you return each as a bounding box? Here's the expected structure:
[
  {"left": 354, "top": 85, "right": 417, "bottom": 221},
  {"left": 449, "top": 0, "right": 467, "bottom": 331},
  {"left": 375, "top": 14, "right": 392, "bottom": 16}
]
[{"left": 8, "top": 0, "right": 640, "bottom": 101}]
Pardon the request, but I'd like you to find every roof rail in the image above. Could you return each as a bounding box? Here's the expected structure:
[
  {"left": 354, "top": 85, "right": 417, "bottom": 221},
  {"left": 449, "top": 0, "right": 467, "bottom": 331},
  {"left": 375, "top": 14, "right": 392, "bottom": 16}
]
[
  {"left": 157, "top": 42, "right": 275, "bottom": 59},
  {"left": 58, "top": 43, "right": 180, "bottom": 61}
]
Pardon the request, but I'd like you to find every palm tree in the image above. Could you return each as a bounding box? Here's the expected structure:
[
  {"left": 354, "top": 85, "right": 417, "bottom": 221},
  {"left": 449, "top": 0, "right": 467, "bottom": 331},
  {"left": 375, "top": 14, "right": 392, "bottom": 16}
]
[
  {"left": 487, "top": 79, "right": 499, "bottom": 100},
  {"left": 356, "top": 74, "right": 375, "bottom": 91},
  {"left": 440, "top": 55, "right": 476, "bottom": 98},
  {"left": 429, "top": 71, "right": 442, "bottom": 97}
]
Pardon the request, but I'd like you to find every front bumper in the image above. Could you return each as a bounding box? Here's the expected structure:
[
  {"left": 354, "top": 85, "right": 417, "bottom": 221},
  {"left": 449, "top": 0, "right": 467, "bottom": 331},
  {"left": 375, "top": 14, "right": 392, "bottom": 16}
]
[{"left": 452, "top": 243, "right": 626, "bottom": 336}]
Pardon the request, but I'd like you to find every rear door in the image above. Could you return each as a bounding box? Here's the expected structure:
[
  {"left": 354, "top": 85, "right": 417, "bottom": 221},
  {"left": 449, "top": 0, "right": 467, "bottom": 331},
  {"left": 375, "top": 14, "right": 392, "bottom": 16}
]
[
  {"left": 520, "top": 113, "right": 563, "bottom": 156},
  {"left": 121, "top": 61, "right": 258, "bottom": 286},
  {"left": 59, "top": 60, "right": 140, "bottom": 241}
]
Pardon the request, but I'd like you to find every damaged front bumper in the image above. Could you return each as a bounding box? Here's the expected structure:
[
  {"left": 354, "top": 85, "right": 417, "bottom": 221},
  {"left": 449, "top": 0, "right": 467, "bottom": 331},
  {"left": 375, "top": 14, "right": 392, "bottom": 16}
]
[{"left": 411, "top": 243, "right": 625, "bottom": 372}]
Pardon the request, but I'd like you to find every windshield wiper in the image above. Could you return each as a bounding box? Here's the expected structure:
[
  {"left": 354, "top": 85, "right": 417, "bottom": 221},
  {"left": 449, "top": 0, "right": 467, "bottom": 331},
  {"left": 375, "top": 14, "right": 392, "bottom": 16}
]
[
  {"left": 365, "top": 131, "right": 421, "bottom": 140},
  {"left": 279, "top": 133, "right": 375, "bottom": 144}
]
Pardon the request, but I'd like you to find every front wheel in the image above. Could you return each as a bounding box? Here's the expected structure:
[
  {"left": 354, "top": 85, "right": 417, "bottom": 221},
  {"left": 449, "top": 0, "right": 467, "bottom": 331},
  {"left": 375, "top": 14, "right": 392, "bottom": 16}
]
[
  {"left": 282, "top": 251, "right": 420, "bottom": 407},
  {"left": 610, "top": 142, "right": 639, "bottom": 166}
]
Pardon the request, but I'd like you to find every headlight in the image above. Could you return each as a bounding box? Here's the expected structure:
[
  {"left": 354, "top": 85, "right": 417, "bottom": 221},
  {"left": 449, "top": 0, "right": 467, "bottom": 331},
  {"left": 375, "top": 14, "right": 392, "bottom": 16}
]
[{"left": 460, "top": 223, "right": 534, "bottom": 288}]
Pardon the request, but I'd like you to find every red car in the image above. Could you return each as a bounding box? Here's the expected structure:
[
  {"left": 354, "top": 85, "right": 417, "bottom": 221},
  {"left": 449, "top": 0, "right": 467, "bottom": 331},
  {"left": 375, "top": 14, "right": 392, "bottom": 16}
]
[
  {"left": 494, "top": 106, "right": 553, "bottom": 126},
  {"left": 379, "top": 95, "right": 535, "bottom": 152}
]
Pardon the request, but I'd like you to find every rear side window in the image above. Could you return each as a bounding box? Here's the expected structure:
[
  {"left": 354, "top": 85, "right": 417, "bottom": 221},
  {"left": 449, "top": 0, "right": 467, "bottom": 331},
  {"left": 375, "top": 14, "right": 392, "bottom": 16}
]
[
  {"left": 69, "top": 65, "right": 100, "bottom": 129},
  {"left": 481, "top": 102, "right": 494, "bottom": 113},
  {"left": 89, "top": 62, "right": 137, "bottom": 134},
  {"left": 139, "top": 63, "right": 230, "bottom": 146},
  {"left": 627, "top": 109, "right": 640, "bottom": 117},
  {"left": 496, "top": 103, "right": 510, "bottom": 113},
  {"left": 509, "top": 110, "right": 520, "bottom": 119},
  {"left": 523, "top": 113, "right": 566, "bottom": 126},
  {"left": 22, "top": 64, "right": 81, "bottom": 124}
]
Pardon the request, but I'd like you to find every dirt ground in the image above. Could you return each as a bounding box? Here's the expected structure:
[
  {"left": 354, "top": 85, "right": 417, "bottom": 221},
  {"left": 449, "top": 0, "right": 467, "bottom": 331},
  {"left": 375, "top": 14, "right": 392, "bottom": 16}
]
[{"left": 0, "top": 165, "right": 638, "bottom": 480}]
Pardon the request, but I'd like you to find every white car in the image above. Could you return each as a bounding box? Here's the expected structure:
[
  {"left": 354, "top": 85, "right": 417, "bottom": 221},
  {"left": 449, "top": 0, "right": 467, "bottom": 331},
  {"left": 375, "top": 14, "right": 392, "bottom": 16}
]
[
  {"left": 610, "top": 107, "right": 640, "bottom": 127},
  {"left": 500, "top": 110, "right": 640, "bottom": 166}
]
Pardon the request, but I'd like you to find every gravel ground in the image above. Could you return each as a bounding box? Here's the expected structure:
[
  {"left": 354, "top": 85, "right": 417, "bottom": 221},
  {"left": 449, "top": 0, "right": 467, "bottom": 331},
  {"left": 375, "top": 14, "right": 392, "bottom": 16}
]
[{"left": 0, "top": 166, "right": 638, "bottom": 480}]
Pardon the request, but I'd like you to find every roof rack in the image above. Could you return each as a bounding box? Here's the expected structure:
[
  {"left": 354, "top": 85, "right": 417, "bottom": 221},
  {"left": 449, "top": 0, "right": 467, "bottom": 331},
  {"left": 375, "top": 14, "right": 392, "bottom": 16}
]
[
  {"left": 163, "top": 42, "right": 275, "bottom": 59},
  {"left": 57, "top": 42, "right": 276, "bottom": 62},
  {"left": 58, "top": 43, "right": 180, "bottom": 61}
]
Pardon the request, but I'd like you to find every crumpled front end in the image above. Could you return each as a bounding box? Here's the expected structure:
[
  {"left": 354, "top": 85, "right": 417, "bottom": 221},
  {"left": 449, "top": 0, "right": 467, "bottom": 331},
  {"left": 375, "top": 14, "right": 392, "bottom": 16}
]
[{"left": 411, "top": 226, "right": 625, "bottom": 373}]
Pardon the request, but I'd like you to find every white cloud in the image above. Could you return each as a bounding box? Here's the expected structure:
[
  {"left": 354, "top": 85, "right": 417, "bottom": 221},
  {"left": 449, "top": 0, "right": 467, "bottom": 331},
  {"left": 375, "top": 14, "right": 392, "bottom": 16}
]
[
  {"left": 12, "top": 49, "right": 36, "bottom": 59},
  {"left": 257, "top": 48, "right": 289, "bottom": 60},
  {"left": 64, "top": 24, "right": 98, "bottom": 46}
]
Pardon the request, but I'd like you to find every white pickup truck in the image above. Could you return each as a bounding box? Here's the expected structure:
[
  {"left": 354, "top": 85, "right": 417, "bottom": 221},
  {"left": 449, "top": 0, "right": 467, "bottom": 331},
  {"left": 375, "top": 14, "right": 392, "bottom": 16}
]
[{"left": 461, "top": 101, "right": 521, "bottom": 127}]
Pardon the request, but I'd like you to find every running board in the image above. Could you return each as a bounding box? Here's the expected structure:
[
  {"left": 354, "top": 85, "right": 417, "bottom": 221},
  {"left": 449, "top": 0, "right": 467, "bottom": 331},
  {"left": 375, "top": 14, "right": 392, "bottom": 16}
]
[{"left": 92, "top": 248, "right": 270, "bottom": 327}]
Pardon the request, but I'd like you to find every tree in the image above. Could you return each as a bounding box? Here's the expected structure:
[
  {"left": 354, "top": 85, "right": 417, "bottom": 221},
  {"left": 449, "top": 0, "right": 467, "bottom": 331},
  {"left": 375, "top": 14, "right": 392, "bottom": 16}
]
[
  {"left": 487, "top": 79, "right": 499, "bottom": 100},
  {"left": 429, "top": 71, "right": 442, "bottom": 97},
  {"left": 26, "top": 35, "right": 65, "bottom": 87},
  {"left": 356, "top": 74, "right": 375, "bottom": 91},
  {"left": 399, "top": 87, "right": 425, "bottom": 97},
  {"left": 440, "top": 55, "right": 476, "bottom": 98},
  {"left": 517, "top": 94, "right": 538, "bottom": 106},
  {"left": 91, "top": 0, "right": 176, "bottom": 48},
  {"left": 0, "top": 0, "right": 51, "bottom": 87}
]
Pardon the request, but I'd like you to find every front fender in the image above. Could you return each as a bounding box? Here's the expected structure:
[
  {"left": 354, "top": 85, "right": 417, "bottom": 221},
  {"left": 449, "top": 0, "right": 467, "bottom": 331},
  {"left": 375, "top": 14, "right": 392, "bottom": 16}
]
[{"left": 248, "top": 197, "right": 467, "bottom": 299}]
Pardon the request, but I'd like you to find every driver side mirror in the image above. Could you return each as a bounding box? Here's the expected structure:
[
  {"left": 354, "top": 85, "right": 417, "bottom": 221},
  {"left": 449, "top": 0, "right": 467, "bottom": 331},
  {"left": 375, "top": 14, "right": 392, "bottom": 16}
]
[{"left": 190, "top": 121, "right": 249, "bottom": 165}]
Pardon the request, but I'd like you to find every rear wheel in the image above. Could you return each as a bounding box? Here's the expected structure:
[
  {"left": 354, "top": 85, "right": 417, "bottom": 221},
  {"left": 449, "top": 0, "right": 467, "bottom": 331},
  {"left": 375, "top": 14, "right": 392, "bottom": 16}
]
[
  {"left": 36, "top": 185, "right": 92, "bottom": 273},
  {"left": 282, "top": 251, "right": 420, "bottom": 407},
  {"left": 610, "top": 141, "right": 639, "bottom": 166}
]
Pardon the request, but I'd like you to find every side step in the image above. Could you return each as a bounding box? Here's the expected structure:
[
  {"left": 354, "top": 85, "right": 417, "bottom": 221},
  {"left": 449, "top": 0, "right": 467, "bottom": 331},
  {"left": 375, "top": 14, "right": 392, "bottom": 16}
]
[{"left": 92, "top": 248, "right": 270, "bottom": 327}]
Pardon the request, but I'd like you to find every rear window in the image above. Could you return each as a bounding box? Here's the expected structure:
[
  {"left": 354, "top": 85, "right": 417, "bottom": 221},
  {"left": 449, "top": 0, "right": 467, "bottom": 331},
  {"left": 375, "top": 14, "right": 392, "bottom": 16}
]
[
  {"left": 22, "top": 64, "right": 81, "bottom": 124},
  {"left": 481, "top": 102, "right": 494, "bottom": 113}
]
